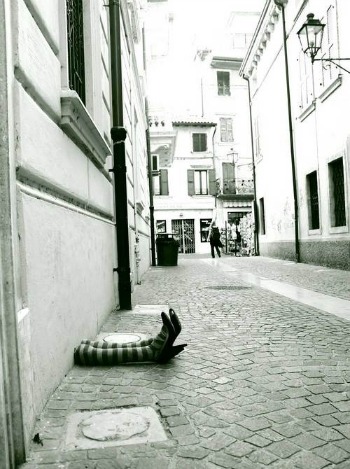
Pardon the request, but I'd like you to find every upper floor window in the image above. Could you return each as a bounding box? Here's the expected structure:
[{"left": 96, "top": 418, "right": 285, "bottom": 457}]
[
  {"left": 217, "top": 71, "right": 230, "bottom": 96},
  {"left": 66, "top": 0, "right": 86, "bottom": 103},
  {"left": 320, "top": 4, "right": 338, "bottom": 87},
  {"left": 299, "top": 50, "right": 313, "bottom": 109},
  {"left": 187, "top": 169, "right": 216, "bottom": 196},
  {"left": 152, "top": 154, "right": 159, "bottom": 171},
  {"left": 192, "top": 133, "right": 207, "bottom": 152},
  {"left": 220, "top": 118, "right": 233, "bottom": 142}
]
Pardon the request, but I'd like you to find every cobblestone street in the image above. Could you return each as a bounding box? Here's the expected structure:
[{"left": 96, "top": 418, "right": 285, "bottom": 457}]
[{"left": 21, "top": 255, "right": 350, "bottom": 469}]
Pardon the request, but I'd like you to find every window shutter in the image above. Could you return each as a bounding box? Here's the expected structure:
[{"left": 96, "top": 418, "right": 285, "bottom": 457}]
[
  {"left": 160, "top": 169, "right": 169, "bottom": 195},
  {"left": 208, "top": 169, "right": 217, "bottom": 195},
  {"left": 187, "top": 169, "right": 195, "bottom": 195}
]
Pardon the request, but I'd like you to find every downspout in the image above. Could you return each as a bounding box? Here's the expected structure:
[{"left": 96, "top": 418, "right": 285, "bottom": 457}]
[
  {"left": 109, "top": 0, "right": 132, "bottom": 309},
  {"left": 243, "top": 74, "right": 260, "bottom": 256},
  {"left": 274, "top": 0, "right": 300, "bottom": 263},
  {"left": 142, "top": 27, "right": 156, "bottom": 266}
]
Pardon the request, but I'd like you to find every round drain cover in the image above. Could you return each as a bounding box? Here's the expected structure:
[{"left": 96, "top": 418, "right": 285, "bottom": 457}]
[
  {"left": 80, "top": 411, "right": 149, "bottom": 441},
  {"left": 103, "top": 333, "right": 142, "bottom": 344}
]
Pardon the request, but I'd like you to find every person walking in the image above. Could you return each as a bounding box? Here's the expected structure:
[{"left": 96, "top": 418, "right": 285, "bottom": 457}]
[{"left": 209, "top": 223, "right": 223, "bottom": 258}]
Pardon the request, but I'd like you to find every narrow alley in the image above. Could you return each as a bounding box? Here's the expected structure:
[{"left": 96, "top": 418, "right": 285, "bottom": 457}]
[{"left": 21, "top": 255, "right": 350, "bottom": 469}]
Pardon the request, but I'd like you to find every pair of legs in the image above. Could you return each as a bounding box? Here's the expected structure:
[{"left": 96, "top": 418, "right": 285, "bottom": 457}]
[
  {"left": 210, "top": 243, "right": 221, "bottom": 258},
  {"left": 74, "top": 309, "right": 187, "bottom": 366}
]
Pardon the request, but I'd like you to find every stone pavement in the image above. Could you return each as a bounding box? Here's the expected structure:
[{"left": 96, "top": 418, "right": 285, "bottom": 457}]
[{"left": 20, "top": 255, "right": 350, "bottom": 469}]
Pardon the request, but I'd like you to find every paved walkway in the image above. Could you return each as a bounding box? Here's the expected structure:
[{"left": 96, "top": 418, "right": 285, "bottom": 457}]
[{"left": 21, "top": 255, "right": 350, "bottom": 468}]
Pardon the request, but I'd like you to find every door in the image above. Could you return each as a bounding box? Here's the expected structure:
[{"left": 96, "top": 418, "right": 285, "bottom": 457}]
[{"left": 171, "top": 219, "right": 195, "bottom": 254}]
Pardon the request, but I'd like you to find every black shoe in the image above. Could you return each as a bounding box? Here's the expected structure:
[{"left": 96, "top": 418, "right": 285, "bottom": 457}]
[
  {"left": 157, "top": 344, "right": 187, "bottom": 364},
  {"left": 169, "top": 308, "right": 182, "bottom": 337}
]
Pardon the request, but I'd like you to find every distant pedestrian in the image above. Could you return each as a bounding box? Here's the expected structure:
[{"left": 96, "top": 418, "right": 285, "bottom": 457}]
[{"left": 209, "top": 223, "right": 223, "bottom": 258}]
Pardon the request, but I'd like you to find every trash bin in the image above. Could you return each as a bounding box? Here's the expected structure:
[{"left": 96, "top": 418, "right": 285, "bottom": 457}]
[{"left": 156, "top": 233, "right": 179, "bottom": 266}]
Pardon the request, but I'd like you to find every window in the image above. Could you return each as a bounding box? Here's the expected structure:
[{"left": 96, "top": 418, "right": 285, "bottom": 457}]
[
  {"left": 220, "top": 118, "right": 233, "bottom": 142},
  {"left": 194, "top": 170, "right": 208, "bottom": 195},
  {"left": 187, "top": 169, "right": 216, "bottom": 196},
  {"left": 66, "top": 0, "right": 86, "bottom": 103},
  {"left": 192, "top": 133, "right": 207, "bottom": 152},
  {"left": 329, "top": 158, "right": 346, "bottom": 227},
  {"left": 156, "top": 220, "right": 166, "bottom": 233},
  {"left": 306, "top": 171, "right": 320, "bottom": 230},
  {"left": 299, "top": 50, "right": 313, "bottom": 108},
  {"left": 152, "top": 155, "right": 158, "bottom": 171},
  {"left": 200, "top": 219, "right": 212, "bottom": 242},
  {"left": 254, "top": 117, "right": 262, "bottom": 161},
  {"left": 153, "top": 169, "right": 169, "bottom": 196},
  {"left": 320, "top": 5, "right": 338, "bottom": 87},
  {"left": 259, "top": 198, "right": 266, "bottom": 234},
  {"left": 233, "top": 33, "right": 252, "bottom": 49},
  {"left": 217, "top": 71, "right": 230, "bottom": 96}
]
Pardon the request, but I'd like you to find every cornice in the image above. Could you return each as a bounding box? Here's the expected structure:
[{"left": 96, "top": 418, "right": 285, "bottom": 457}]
[{"left": 240, "top": 0, "right": 285, "bottom": 78}]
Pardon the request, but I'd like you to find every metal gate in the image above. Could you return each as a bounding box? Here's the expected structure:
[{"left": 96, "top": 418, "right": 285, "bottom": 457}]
[{"left": 172, "top": 219, "right": 195, "bottom": 254}]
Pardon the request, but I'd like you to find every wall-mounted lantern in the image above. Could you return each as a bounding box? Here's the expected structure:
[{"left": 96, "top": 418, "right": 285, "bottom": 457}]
[{"left": 297, "top": 13, "right": 350, "bottom": 73}]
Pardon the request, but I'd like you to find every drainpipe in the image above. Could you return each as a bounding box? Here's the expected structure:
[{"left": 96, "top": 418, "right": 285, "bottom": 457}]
[
  {"left": 142, "top": 27, "right": 156, "bottom": 266},
  {"left": 274, "top": 0, "right": 300, "bottom": 263},
  {"left": 243, "top": 74, "right": 260, "bottom": 256},
  {"left": 109, "top": 0, "right": 132, "bottom": 309}
]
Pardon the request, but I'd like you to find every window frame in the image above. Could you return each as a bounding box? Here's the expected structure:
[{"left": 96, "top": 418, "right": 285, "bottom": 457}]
[
  {"left": 328, "top": 157, "right": 347, "bottom": 228},
  {"left": 200, "top": 219, "right": 212, "bottom": 242},
  {"left": 194, "top": 170, "right": 208, "bottom": 195}
]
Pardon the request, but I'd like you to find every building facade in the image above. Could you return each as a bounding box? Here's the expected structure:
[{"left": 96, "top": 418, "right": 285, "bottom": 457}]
[
  {"left": 145, "top": 0, "right": 263, "bottom": 256},
  {"left": 0, "top": 0, "right": 150, "bottom": 465},
  {"left": 241, "top": 0, "right": 350, "bottom": 269}
]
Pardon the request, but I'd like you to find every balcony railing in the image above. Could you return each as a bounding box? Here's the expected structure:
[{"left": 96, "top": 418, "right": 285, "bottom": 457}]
[{"left": 219, "top": 179, "right": 254, "bottom": 196}]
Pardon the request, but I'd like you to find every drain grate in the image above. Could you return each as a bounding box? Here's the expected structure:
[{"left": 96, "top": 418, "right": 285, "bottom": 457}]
[{"left": 206, "top": 286, "right": 252, "bottom": 290}]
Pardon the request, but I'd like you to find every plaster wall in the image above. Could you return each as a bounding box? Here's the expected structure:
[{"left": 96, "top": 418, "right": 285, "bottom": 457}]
[{"left": 18, "top": 194, "right": 116, "bottom": 418}]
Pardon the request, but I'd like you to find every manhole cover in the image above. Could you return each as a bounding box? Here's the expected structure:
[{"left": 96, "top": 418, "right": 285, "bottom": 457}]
[
  {"left": 103, "top": 333, "right": 142, "bottom": 344},
  {"left": 65, "top": 407, "right": 167, "bottom": 450},
  {"left": 206, "top": 286, "right": 251, "bottom": 290}
]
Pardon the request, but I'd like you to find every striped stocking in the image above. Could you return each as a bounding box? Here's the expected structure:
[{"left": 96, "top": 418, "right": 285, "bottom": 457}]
[
  {"left": 80, "top": 309, "right": 182, "bottom": 349},
  {"left": 74, "top": 312, "right": 176, "bottom": 366}
]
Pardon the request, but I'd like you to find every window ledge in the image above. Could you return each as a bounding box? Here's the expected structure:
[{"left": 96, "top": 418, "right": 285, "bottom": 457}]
[
  {"left": 329, "top": 225, "right": 348, "bottom": 235},
  {"left": 308, "top": 228, "right": 321, "bottom": 236},
  {"left": 60, "top": 90, "right": 111, "bottom": 168},
  {"left": 319, "top": 75, "right": 342, "bottom": 103},
  {"left": 298, "top": 101, "right": 316, "bottom": 122}
]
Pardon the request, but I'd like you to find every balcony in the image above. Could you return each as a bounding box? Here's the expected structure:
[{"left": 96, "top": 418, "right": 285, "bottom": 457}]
[{"left": 217, "top": 179, "right": 254, "bottom": 200}]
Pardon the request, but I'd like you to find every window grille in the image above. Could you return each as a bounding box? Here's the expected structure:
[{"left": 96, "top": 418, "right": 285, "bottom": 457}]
[
  {"left": 307, "top": 171, "right": 320, "bottom": 229},
  {"left": 329, "top": 158, "right": 346, "bottom": 227},
  {"left": 66, "top": 0, "right": 86, "bottom": 104},
  {"left": 192, "top": 133, "right": 207, "bottom": 152}
]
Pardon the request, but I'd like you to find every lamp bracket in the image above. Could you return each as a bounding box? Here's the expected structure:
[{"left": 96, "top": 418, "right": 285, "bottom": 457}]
[{"left": 313, "top": 58, "right": 350, "bottom": 74}]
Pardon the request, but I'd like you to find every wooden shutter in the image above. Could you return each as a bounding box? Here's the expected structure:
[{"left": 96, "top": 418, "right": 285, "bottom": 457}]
[
  {"left": 208, "top": 169, "right": 217, "bottom": 195},
  {"left": 222, "top": 162, "right": 235, "bottom": 194},
  {"left": 187, "top": 169, "right": 195, "bottom": 195},
  {"left": 160, "top": 169, "right": 169, "bottom": 195}
]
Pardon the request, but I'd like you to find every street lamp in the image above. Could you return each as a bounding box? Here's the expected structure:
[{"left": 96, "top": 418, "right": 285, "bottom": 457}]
[{"left": 297, "top": 13, "right": 350, "bottom": 73}]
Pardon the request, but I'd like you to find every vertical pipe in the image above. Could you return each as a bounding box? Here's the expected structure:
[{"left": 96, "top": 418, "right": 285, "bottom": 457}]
[
  {"left": 278, "top": 2, "right": 300, "bottom": 262},
  {"left": 243, "top": 75, "right": 259, "bottom": 256},
  {"left": 142, "top": 27, "right": 156, "bottom": 266},
  {"left": 109, "top": 0, "right": 132, "bottom": 309}
]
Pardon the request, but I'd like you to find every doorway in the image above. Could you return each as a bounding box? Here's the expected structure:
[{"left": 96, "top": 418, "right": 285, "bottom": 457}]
[{"left": 171, "top": 219, "right": 195, "bottom": 254}]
